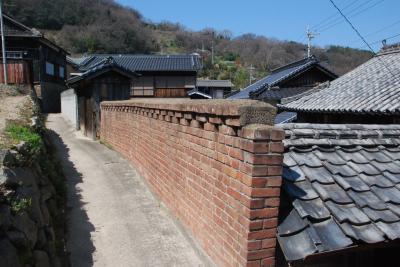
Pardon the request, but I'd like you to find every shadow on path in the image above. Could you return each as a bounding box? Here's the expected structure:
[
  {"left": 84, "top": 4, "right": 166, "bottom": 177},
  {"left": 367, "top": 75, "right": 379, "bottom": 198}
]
[{"left": 46, "top": 129, "right": 95, "bottom": 267}]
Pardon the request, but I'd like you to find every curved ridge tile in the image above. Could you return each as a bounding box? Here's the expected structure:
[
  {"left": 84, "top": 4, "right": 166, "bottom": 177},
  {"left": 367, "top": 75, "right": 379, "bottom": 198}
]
[
  {"left": 348, "top": 190, "right": 387, "bottom": 210},
  {"left": 324, "top": 162, "right": 358, "bottom": 177},
  {"left": 362, "top": 207, "right": 400, "bottom": 223},
  {"left": 302, "top": 166, "right": 335, "bottom": 184},
  {"left": 383, "top": 172, "right": 400, "bottom": 184},
  {"left": 325, "top": 202, "right": 370, "bottom": 225},
  {"left": 284, "top": 180, "right": 319, "bottom": 200},
  {"left": 359, "top": 174, "right": 393, "bottom": 188},
  {"left": 289, "top": 152, "right": 323, "bottom": 167},
  {"left": 283, "top": 166, "right": 306, "bottom": 182},
  {"left": 315, "top": 150, "right": 346, "bottom": 165},
  {"left": 333, "top": 175, "right": 370, "bottom": 192},
  {"left": 336, "top": 149, "right": 369, "bottom": 164},
  {"left": 375, "top": 221, "right": 400, "bottom": 240},
  {"left": 340, "top": 222, "right": 385, "bottom": 243},
  {"left": 347, "top": 161, "right": 381, "bottom": 176},
  {"left": 283, "top": 154, "right": 297, "bottom": 167},
  {"left": 293, "top": 198, "right": 331, "bottom": 220},
  {"left": 312, "top": 183, "right": 353, "bottom": 204},
  {"left": 278, "top": 209, "right": 308, "bottom": 237},
  {"left": 312, "top": 218, "right": 353, "bottom": 251},
  {"left": 372, "top": 187, "right": 400, "bottom": 204},
  {"left": 359, "top": 149, "right": 393, "bottom": 163}
]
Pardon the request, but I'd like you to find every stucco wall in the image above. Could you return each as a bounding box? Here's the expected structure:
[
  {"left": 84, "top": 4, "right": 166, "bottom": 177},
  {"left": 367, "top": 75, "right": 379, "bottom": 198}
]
[{"left": 61, "top": 89, "right": 78, "bottom": 129}]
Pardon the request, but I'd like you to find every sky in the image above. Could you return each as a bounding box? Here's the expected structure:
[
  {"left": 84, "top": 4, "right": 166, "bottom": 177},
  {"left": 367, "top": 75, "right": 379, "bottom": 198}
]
[{"left": 116, "top": 0, "right": 400, "bottom": 52}]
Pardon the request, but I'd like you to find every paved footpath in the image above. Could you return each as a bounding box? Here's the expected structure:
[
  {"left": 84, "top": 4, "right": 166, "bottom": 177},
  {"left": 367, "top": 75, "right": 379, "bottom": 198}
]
[{"left": 46, "top": 114, "right": 209, "bottom": 267}]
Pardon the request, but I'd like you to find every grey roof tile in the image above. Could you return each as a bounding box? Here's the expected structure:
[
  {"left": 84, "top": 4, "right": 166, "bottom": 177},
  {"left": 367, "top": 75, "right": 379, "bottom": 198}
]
[
  {"left": 293, "top": 198, "right": 331, "bottom": 220},
  {"left": 278, "top": 123, "right": 400, "bottom": 262},
  {"left": 312, "top": 219, "right": 353, "bottom": 251},
  {"left": 362, "top": 207, "right": 399, "bottom": 223},
  {"left": 339, "top": 222, "right": 385, "bottom": 243},
  {"left": 325, "top": 202, "right": 370, "bottom": 225},
  {"left": 280, "top": 51, "right": 400, "bottom": 115},
  {"left": 277, "top": 229, "right": 318, "bottom": 261},
  {"left": 278, "top": 210, "right": 308, "bottom": 236},
  {"left": 312, "top": 183, "right": 353, "bottom": 204}
]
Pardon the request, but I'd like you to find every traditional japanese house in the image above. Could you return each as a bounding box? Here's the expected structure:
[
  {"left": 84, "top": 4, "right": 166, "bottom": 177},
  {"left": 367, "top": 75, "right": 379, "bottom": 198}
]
[
  {"left": 68, "top": 54, "right": 202, "bottom": 98},
  {"left": 66, "top": 57, "right": 138, "bottom": 139},
  {"left": 280, "top": 44, "right": 400, "bottom": 124},
  {"left": 227, "top": 56, "right": 337, "bottom": 106},
  {"left": 1, "top": 13, "right": 68, "bottom": 112},
  {"left": 188, "top": 79, "right": 233, "bottom": 99}
]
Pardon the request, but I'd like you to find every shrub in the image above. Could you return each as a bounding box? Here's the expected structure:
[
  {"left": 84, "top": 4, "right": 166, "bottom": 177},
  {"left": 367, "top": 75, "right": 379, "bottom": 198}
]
[{"left": 5, "top": 123, "right": 43, "bottom": 153}]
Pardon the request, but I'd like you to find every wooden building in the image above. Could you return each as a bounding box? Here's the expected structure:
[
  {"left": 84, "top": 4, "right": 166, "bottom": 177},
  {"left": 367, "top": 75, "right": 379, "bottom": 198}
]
[
  {"left": 68, "top": 54, "right": 202, "bottom": 98},
  {"left": 2, "top": 14, "right": 68, "bottom": 112},
  {"left": 228, "top": 56, "right": 337, "bottom": 106},
  {"left": 280, "top": 44, "right": 400, "bottom": 124},
  {"left": 188, "top": 79, "right": 233, "bottom": 99},
  {"left": 67, "top": 58, "right": 137, "bottom": 139}
]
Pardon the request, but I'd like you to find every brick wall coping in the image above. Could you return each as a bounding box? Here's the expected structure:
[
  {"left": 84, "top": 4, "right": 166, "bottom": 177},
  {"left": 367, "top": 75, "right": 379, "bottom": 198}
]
[{"left": 101, "top": 98, "right": 277, "bottom": 126}]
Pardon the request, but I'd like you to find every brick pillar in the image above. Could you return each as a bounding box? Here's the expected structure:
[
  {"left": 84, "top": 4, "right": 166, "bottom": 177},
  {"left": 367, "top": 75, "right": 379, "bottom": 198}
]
[{"left": 240, "top": 125, "right": 285, "bottom": 267}]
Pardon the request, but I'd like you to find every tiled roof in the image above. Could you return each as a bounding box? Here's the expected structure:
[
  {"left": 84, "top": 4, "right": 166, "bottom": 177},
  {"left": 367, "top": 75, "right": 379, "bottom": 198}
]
[
  {"left": 197, "top": 79, "right": 233, "bottom": 88},
  {"left": 187, "top": 89, "right": 212, "bottom": 99},
  {"left": 274, "top": 112, "right": 297, "bottom": 124},
  {"left": 280, "top": 50, "right": 400, "bottom": 115},
  {"left": 257, "top": 87, "right": 312, "bottom": 101},
  {"left": 227, "top": 56, "right": 336, "bottom": 99},
  {"left": 276, "top": 123, "right": 400, "bottom": 262},
  {"left": 67, "top": 57, "right": 138, "bottom": 85},
  {"left": 75, "top": 54, "right": 202, "bottom": 72}
]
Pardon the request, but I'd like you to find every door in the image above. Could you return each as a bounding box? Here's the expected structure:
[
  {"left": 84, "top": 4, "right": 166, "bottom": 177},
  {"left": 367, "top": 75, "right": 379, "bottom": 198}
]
[{"left": 78, "top": 97, "right": 86, "bottom": 135}]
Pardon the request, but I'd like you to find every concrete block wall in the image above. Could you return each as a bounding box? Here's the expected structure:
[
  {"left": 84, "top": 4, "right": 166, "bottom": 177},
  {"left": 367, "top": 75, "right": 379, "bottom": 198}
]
[
  {"left": 61, "top": 89, "right": 78, "bottom": 129},
  {"left": 100, "top": 99, "right": 284, "bottom": 267}
]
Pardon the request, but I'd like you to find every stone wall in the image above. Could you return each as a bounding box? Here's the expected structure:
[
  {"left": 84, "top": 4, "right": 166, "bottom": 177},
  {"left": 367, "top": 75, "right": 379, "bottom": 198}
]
[
  {"left": 100, "top": 99, "right": 285, "bottom": 267},
  {"left": 0, "top": 98, "right": 67, "bottom": 267}
]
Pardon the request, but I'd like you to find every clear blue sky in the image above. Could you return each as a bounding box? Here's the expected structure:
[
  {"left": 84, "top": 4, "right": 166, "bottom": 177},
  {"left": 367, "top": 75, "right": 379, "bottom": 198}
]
[{"left": 116, "top": 0, "right": 400, "bottom": 52}]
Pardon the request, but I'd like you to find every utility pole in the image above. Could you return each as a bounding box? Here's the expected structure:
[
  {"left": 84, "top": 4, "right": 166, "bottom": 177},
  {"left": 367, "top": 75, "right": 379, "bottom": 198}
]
[
  {"left": 306, "top": 26, "right": 318, "bottom": 58},
  {"left": 0, "top": 0, "right": 7, "bottom": 84},
  {"left": 248, "top": 64, "right": 255, "bottom": 86},
  {"left": 211, "top": 39, "right": 214, "bottom": 65}
]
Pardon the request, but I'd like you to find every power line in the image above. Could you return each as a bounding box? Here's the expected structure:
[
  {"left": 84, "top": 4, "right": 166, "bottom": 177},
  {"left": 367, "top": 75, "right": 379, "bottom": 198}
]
[
  {"left": 328, "top": 0, "right": 398, "bottom": 79},
  {"left": 348, "top": 19, "right": 400, "bottom": 46},
  {"left": 311, "top": 0, "right": 361, "bottom": 30},
  {"left": 319, "top": 0, "right": 384, "bottom": 33}
]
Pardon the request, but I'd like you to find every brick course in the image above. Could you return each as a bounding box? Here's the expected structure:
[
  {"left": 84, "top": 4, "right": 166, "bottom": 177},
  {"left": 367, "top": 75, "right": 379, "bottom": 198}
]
[{"left": 100, "top": 99, "right": 284, "bottom": 267}]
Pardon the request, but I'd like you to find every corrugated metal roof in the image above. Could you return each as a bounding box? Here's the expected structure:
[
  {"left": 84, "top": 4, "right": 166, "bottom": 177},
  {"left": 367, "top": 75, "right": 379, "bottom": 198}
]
[
  {"left": 280, "top": 50, "right": 400, "bottom": 115},
  {"left": 227, "top": 56, "right": 336, "bottom": 100},
  {"left": 276, "top": 123, "right": 400, "bottom": 262},
  {"left": 196, "top": 79, "right": 233, "bottom": 88},
  {"left": 75, "top": 54, "right": 202, "bottom": 72}
]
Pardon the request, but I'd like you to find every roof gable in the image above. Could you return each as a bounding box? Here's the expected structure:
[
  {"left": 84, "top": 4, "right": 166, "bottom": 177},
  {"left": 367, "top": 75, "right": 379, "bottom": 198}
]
[
  {"left": 228, "top": 57, "right": 337, "bottom": 100},
  {"left": 277, "top": 123, "right": 400, "bottom": 262},
  {"left": 3, "top": 14, "right": 41, "bottom": 37}
]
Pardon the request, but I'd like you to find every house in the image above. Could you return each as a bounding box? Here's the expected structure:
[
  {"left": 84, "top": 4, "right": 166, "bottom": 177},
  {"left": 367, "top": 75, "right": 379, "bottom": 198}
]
[
  {"left": 65, "top": 57, "right": 138, "bottom": 139},
  {"left": 188, "top": 79, "right": 233, "bottom": 99},
  {"left": 276, "top": 123, "right": 400, "bottom": 267},
  {"left": 227, "top": 56, "right": 337, "bottom": 106},
  {"left": 68, "top": 54, "right": 202, "bottom": 98},
  {"left": 280, "top": 44, "right": 400, "bottom": 124},
  {"left": 1, "top": 13, "right": 68, "bottom": 112}
]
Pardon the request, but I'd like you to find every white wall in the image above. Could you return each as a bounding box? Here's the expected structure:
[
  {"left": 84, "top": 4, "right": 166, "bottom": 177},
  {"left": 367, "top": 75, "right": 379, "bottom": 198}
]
[{"left": 61, "top": 89, "right": 78, "bottom": 129}]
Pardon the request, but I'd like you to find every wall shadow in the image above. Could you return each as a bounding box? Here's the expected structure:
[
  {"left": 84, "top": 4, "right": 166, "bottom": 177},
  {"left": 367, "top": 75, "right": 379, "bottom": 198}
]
[{"left": 45, "top": 129, "right": 96, "bottom": 267}]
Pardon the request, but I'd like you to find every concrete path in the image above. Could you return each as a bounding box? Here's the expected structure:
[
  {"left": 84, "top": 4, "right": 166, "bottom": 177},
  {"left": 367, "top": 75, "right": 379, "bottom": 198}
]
[{"left": 46, "top": 114, "right": 208, "bottom": 267}]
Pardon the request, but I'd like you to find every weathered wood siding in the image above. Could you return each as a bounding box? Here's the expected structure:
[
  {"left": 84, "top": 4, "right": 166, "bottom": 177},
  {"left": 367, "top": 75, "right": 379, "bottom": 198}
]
[{"left": 0, "top": 60, "right": 31, "bottom": 84}]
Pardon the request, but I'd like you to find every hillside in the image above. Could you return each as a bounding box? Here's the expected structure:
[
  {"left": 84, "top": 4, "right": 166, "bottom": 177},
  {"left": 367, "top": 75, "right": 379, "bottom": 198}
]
[{"left": 4, "top": 0, "right": 373, "bottom": 89}]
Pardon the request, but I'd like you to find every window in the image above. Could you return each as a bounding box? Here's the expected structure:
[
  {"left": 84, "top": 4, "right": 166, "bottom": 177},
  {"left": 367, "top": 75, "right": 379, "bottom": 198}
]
[
  {"left": 59, "top": 66, "right": 65, "bottom": 78},
  {"left": 46, "top": 62, "right": 54, "bottom": 76},
  {"left": 5, "top": 51, "right": 23, "bottom": 59},
  {"left": 131, "top": 76, "right": 154, "bottom": 96}
]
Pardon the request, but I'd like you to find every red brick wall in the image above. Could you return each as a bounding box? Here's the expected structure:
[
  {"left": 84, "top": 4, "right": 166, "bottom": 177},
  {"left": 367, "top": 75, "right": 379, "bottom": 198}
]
[{"left": 100, "top": 99, "right": 284, "bottom": 267}]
